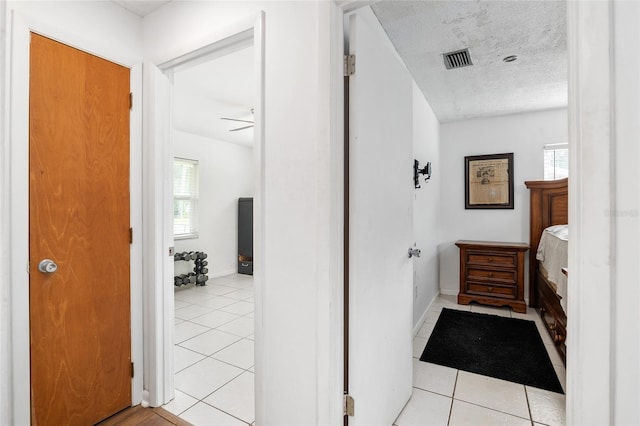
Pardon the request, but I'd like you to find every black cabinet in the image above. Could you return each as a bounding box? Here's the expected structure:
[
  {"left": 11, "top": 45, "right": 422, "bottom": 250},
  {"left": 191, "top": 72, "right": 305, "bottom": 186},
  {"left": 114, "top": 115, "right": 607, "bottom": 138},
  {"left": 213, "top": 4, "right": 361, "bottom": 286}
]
[{"left": 238, "top": 197, "right": 253, "bottom": 275}]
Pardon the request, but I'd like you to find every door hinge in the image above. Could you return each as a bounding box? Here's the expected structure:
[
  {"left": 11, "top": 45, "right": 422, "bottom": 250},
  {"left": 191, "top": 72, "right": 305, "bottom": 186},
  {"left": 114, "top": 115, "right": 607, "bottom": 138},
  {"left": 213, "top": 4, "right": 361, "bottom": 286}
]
[
  {"left": 343, "top": 394, "right": 355, "bottom": 417},
  {"left": 344, "top": 54, "right": 356, "bottom": 77},
  {"left": 131, "top": 362, "right": 134, "bottom": 378},
  {"left": 129, "top": 92, "right": 133, "bottom": 110},
  {"left": 129, "top": 227, "right": 133, "bottom": 244}
]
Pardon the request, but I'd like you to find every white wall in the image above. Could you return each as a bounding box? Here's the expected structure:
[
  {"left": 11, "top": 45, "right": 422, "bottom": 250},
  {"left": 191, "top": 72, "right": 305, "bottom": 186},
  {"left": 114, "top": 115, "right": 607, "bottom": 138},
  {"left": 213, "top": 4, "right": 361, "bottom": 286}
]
[
  {"left": 1, "top": 1, "right": 143, "bottom": 424},
  {"left": 173, "top": 130, "right": 254, "bottom": 278},
  {"left": 438, "top": 108, "right": 568, "bottom": 297},
  {"left": 412, "top": 82, "right": 441, "bottom": 328},
  {"left": 0, "top": 1, "right": 9, "bottom": 424},
  {"left": 610, "top": 3, "right": 640, "bottom": 422},
  {"left": 143, "top": 2, "right": 342, "bottom": 424}
]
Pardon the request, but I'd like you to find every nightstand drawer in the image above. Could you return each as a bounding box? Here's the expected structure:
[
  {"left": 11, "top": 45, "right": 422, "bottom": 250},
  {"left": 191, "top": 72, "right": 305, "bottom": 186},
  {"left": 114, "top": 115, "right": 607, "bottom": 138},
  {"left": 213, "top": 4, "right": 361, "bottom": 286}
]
[
  {"left": 467, "top": 282, "right": 516, "bottom": 298},
  {"left": 467, "top": 252, "right": 517, "bottom": 267},
  {"left": 467, "top": 268, "right": 516, "bottom": 283}
]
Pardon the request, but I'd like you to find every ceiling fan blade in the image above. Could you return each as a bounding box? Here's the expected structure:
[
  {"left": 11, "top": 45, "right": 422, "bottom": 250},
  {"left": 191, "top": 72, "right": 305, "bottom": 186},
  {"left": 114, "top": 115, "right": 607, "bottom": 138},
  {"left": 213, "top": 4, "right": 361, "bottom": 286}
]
[
  {"left": 229, "top": 125, "right": 254, "bottom": 132},
  {"left": 221, "top": 117, "right": 254, "bottom": 124}
]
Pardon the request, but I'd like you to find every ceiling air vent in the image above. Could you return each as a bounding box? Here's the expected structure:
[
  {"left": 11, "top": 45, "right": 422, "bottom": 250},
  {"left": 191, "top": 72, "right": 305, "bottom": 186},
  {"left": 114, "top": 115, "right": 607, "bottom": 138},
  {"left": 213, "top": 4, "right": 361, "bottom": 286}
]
[{"left": 443, "top": 48, "right": 473, "bottom": 70}]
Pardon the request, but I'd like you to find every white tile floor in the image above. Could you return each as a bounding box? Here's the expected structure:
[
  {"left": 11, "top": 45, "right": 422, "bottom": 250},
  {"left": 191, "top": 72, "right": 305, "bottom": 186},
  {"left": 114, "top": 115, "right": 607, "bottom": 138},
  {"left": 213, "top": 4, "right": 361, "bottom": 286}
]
[
  {"left": 165, "top": 279, "right": 565, "bottom": 426},
  {"left": 164, "top": 273, "right": 255, "bottom": 426},
  {"left": 396, "top": 294, "right": 566, "bottom": 426}
]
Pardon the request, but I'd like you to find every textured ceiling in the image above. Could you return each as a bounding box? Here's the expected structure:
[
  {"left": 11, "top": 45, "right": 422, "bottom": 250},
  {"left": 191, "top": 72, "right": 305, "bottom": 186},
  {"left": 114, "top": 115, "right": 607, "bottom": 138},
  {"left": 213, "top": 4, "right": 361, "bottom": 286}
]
[{"left": 371, "top": 1, "right": 568, "bottom": 122}]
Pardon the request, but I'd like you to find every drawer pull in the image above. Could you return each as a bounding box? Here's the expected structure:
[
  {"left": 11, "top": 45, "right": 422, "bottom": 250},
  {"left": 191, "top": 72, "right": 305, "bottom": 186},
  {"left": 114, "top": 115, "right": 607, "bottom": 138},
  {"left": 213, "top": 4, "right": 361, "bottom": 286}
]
[
  {"left": 487, "top": 257, "right": 493, "bottom": 262},
  {"left": 553, "top": 330, "right": 564, "bottom": 343},
  {"left": 488, "top": 287, "right": 493, "bottom": 292},
  {"left": 488, "top": 272, "right": 493, "bottom": 278}
]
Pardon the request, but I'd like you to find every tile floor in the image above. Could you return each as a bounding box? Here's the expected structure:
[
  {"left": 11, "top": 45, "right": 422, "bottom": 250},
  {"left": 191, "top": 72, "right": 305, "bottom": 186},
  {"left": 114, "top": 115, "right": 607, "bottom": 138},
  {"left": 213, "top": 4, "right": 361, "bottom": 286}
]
[
  {"left": 397, "top": 294, "right": 566, "bottom": 426},
  {"left": 164, "top": 273, "right": 255, "bottom": 426},
  {"left": 164, "top": 278, "right": 566, "bottom": 426}
]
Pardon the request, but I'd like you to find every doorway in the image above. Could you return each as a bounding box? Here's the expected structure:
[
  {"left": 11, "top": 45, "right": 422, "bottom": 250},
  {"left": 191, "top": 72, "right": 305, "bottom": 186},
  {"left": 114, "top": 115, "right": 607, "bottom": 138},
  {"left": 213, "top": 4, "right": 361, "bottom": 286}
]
[
  {"left": 341, "top": 3, "right": 568, "bottom": 425},
  {"left": 146, "top": 17, "right": 265, "bottom": 423},
  {"left": 167, "top": 44, "right": 257, "bottom": 424},
  {"left": 5, "top": 11, "right": 144, "bottom": 422}
]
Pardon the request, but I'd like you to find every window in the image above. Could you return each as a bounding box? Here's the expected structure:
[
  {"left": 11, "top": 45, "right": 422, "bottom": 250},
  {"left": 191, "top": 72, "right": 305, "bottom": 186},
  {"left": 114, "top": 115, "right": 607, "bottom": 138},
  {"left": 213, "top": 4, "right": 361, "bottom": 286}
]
[
  {"left": 543, "top": 143, "right": 568, "bottom": 180},
  {"left": 174, "top": 158, "right": 199, "bottom": 239}
]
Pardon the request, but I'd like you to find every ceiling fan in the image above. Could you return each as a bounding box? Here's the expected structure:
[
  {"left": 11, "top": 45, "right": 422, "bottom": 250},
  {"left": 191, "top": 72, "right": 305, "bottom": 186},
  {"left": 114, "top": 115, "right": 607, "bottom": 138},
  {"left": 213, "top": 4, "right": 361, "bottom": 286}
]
[{"left": 220, "top": 109, "right": 254, "bottom": 132}]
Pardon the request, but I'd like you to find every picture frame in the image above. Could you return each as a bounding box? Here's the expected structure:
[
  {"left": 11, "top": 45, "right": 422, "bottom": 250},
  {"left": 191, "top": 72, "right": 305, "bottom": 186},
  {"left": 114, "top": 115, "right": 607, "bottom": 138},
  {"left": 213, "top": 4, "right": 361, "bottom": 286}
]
[{"left": 464, "top": 152, "right": 514, "bottom": 209}]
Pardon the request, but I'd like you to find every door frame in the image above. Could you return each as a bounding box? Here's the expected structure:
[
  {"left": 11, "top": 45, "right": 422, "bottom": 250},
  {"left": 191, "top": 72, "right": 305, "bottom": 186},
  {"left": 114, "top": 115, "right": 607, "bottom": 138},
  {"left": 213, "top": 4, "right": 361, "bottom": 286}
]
[
  {"left": 332, "top": 1, "right": 614, "bottom": 425},
  {"left": 142, "top": 11, "right": 265, "bottom": 411},
  {"left": 3, "top": 11, "right": 144, "bottom": 425}
]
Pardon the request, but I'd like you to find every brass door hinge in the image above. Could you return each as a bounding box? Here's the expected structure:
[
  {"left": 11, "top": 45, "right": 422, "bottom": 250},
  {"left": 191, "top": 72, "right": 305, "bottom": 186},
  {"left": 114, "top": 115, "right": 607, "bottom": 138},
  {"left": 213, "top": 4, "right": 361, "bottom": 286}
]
[
  {"left": 129, "top": 227, "right": 133, "bottom": 244},
  {"left": 131, "top": 362, "right": 134, "bottom": 378},
  {"left": 129, "top": 92, "right": 133, "bottom": 110},
  {"left": 343, "top": 394, "right": 354, "bottom": 416},
  {"left": 344, "top": 55, "right": 356, "bottom": 77}
]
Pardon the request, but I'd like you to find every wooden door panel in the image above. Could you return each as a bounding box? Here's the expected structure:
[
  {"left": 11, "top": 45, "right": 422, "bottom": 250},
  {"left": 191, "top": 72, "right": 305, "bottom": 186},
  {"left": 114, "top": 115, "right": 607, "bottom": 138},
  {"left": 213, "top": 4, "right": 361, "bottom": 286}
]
[{"left": 29, "top": 33, "right": 131, "bottom": 425}]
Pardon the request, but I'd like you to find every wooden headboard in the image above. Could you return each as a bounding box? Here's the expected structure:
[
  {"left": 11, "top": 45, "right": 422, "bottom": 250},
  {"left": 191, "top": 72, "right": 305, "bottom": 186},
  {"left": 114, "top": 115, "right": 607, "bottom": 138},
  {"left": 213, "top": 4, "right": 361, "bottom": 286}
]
[{"left": 524, "top": 178, "right": 568, "bottom": 306}]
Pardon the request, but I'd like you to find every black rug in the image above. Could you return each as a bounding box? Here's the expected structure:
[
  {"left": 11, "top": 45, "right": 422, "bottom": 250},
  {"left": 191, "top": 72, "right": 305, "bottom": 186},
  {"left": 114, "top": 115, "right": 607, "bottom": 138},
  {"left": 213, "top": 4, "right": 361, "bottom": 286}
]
[{"left": 420, "top": 308, "right": 563, "bottom": 394}]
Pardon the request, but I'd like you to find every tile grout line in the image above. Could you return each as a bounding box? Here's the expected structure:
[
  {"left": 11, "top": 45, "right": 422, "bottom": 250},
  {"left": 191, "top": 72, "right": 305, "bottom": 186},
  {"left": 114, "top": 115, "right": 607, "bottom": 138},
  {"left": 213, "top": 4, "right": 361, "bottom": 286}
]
[
  {"left": 446, "top": 369, "right": 459, "bottom": 426},
  {"left": 177, "top": 336, "right": 246, "bottom": 364},
  {"left": 451, "top": 397, "right": 534, "bottom": 422},
  {"left": 193, "top": 401, "right": 252, "bottom": 426},
  {"left": 524, "top": 385, "right": 534, "bottom": 425}
]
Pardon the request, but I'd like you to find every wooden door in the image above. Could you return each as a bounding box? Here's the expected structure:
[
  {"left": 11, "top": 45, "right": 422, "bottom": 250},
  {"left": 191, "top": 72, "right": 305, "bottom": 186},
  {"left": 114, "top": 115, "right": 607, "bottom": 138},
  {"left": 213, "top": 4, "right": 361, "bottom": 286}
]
[
  {"left": 347, "top": 8, "right": 414, "bottom": 426},
  {"left": 29, "top": 33, "right": 131, "bottom": 425}
]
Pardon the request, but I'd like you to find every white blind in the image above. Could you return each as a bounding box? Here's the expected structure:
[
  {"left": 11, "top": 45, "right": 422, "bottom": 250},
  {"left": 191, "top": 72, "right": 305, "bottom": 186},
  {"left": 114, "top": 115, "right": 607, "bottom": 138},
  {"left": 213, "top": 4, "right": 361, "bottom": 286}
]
[
  {"left": 543, "top": 143, "right": 568, "bottom": 180},
  {"left": 174, "top": 158, "right": 199, "bottom": 197},
  {"left": 173, "top": 158, "right": 199, "bottom": 237}
]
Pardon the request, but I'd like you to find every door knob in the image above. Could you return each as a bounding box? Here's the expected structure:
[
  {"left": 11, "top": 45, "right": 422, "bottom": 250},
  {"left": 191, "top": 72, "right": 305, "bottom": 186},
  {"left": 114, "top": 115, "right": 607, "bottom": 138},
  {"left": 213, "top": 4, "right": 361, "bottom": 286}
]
[
  {"left": 408, "top": 248, "right": 421, "bottom": 258},
  {"left": 38, "top": 259, "right": 58, "bottom": 274}
]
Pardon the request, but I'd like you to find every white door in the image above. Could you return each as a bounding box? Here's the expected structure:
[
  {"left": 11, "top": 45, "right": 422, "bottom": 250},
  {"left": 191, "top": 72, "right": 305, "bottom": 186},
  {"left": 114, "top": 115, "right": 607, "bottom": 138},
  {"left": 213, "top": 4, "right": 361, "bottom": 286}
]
[{"left": 348, "top": 7, "right": 414, "bottom": 426}]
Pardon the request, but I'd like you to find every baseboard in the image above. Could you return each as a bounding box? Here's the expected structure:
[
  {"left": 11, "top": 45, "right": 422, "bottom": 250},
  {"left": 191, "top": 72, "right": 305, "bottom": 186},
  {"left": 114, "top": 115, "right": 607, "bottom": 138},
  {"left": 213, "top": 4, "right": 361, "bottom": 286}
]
[
  {"left": 413, "top": 291, "right": 441, "bottom": 337},
  {"left": 212, "top": 268, "right": 237, "bottom": 278},
  {"left": 439, "top": 288, "right": 458, "bottom": 297}
]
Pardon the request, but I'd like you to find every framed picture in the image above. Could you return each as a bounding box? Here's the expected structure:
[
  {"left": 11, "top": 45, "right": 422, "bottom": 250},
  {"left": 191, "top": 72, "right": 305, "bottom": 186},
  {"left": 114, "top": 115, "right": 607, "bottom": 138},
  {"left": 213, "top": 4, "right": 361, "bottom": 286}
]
[{"left": 464, "top": 153, "right": 514, "bottom": 209}]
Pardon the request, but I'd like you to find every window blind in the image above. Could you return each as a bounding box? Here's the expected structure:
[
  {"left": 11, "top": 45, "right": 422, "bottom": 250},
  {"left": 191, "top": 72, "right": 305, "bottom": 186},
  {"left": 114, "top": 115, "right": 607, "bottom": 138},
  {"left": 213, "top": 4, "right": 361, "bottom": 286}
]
[
  {"left": 173, "top": 158, "right": 199, "bottom": 238},
  {"left": 543, "top": 143, "right": 568, "bottom": 180}
]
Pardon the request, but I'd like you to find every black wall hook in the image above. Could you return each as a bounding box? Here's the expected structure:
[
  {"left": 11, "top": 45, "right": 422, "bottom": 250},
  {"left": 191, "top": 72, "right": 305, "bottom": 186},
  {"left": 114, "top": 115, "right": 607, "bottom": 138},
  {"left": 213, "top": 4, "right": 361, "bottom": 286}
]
[{"left": 414, "top": 159, "right": 432, "bottom": 188}]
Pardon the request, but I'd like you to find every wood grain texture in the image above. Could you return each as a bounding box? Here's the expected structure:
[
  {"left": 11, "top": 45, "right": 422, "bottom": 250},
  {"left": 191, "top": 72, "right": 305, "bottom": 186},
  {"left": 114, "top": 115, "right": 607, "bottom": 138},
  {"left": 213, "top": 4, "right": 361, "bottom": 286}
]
[
  {"left": 29, "top": 33, "right": 131, "bottom": 425},
  {"left": 524, "top": 178, "right": 568, "bottom": 306},
  {"left": 97, "top": 406, "right": 193, "bottom": 426},
  {"left": 525, "top": 178, "right": 568, "bottom": 365}
]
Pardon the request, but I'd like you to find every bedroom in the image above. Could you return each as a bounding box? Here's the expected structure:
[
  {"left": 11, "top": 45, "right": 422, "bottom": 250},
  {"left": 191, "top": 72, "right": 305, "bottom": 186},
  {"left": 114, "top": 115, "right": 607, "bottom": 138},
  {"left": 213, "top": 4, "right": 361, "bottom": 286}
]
[{"left": 362, "top": 2, "right": 569, "bottom": 424}]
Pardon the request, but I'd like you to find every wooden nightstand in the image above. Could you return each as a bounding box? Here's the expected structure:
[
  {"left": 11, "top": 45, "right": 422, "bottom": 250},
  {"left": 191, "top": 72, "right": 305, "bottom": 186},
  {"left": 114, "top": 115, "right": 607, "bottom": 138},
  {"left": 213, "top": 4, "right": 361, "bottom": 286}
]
[{"left": 456, "top": 240, "right": 529, "bottom": 313}]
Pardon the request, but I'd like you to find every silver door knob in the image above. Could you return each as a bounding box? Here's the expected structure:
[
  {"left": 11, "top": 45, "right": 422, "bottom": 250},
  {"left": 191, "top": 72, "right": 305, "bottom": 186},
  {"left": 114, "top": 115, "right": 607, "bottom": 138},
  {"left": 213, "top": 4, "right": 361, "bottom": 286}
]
[
  {"left": 408, "top": 248, "right": 421, "bottom": 258},
  {"left": 38, "top": 259, "right": 58, "bottom": 273}
]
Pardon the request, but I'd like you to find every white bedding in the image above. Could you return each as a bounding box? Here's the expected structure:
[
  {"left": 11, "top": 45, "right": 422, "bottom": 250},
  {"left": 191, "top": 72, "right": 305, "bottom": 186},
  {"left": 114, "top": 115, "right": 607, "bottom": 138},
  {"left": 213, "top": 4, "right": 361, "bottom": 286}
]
[{"left": 536, "top": 224, "right": 568, "bottom": 312}]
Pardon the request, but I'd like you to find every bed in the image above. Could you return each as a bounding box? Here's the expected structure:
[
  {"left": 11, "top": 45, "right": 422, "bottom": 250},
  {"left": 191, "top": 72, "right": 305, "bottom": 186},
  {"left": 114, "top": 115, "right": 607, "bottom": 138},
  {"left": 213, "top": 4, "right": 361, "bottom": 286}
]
[{"left": 525, "top": 178, "right": 568, "bottom": 364}]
